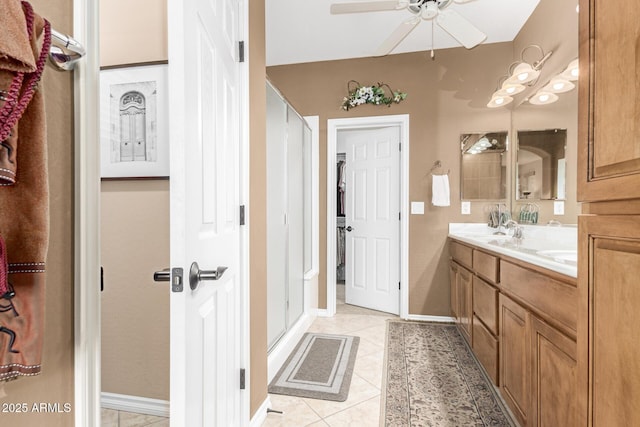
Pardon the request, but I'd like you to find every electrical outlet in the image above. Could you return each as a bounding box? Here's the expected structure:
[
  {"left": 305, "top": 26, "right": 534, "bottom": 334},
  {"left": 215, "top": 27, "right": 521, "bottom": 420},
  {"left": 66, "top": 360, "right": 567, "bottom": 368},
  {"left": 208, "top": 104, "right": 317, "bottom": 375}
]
[
  {"left": 554, "top": 201, "right": 565, "bottom": 215},
  {"left": 461, "top": 201, "right": 471, "bottom": 215}
]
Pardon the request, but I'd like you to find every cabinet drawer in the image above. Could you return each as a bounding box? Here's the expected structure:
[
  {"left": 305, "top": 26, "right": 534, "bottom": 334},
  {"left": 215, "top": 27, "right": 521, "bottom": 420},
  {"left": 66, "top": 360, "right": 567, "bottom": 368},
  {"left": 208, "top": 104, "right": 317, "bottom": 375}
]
[
  {"left": 473, "top": 315, "right": 499, "bottom": 386},
  {"left": 473, "top": 249, "right": 499, "bottom": 283},
  {"left": 500, "top": 261, "right": 577, "bottom": 338},
  {"left": 450, "top": 240, "right": 473, "bottom": 269},
  {"left": 473, "top": 276, "right": 498, "bottom": 335}
]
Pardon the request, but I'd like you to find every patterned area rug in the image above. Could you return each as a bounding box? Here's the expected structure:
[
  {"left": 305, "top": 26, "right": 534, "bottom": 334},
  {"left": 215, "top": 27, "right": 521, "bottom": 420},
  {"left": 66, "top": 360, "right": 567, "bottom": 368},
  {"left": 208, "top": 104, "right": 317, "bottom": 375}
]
[
  {"left": 381, "top": 321, "right": 517, "bottom": 426},
  {"left": 269, "top": 333, "right": 359, "bottom": 402}
]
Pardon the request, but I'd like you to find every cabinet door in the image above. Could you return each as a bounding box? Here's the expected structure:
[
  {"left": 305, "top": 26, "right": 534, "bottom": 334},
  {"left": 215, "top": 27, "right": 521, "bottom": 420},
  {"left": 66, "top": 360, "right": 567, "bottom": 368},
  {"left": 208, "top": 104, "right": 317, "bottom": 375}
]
[
  {"left": 578, "top": 0, "right": 640, "bottom": 201},
  {"left": 578, "top": 215, "right": 640, "bottom": 426},
  {"left": 458, "top": 265, "right": 473, "bottom": 343},
  {"left": 449, "top": 261, "right": 458, "bottom": 319},
  {"left": 530, "top": 316, "right": 577, "bottom": 427},
  {"left": 500, "top": 294, "right": 529, "bottom": 427}
]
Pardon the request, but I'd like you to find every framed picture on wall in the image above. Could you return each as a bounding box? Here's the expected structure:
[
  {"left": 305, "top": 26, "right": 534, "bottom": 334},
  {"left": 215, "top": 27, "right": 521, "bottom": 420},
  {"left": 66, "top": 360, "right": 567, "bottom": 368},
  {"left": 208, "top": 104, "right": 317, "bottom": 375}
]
[{"left": 99, "top": 62, "right": 169, "bottom": 179}]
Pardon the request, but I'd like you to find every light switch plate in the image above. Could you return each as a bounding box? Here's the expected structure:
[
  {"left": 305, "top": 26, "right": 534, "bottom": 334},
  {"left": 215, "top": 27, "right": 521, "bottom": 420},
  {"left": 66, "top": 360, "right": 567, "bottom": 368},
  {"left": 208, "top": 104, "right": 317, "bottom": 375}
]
[
  {"left": 461, "top": 201, "right": 471, "bottom": 215},
  {"left": 554, "top": 201, "right": 565, "bottom": 215},
  {"left": 411, "top": 201, "right": 425, "bottom": 215}
]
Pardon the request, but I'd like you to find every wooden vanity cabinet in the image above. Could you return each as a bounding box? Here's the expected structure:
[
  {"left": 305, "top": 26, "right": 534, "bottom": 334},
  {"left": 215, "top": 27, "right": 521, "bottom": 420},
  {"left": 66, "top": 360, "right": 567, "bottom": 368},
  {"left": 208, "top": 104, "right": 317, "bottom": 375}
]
[
  {"left": 530, "top": 315, "right": 578, "bottom": 427},
  {"left": 450, "top": 239, "right": 579, "bottom": 426},
  {"left": 472, "top": 275, "right": 499, "bottom": 385},
  {"left": 578, "top": 0, "right": 640, "bottom": 424},
  {"left": 450, "top": 241, "right": 474, "bottom": 344},
  {"left": 449, "top": 259, "right": 473, "bottom": 344},
  {"left": 499, "top": 294, "right": 530, "bottom": 427}
]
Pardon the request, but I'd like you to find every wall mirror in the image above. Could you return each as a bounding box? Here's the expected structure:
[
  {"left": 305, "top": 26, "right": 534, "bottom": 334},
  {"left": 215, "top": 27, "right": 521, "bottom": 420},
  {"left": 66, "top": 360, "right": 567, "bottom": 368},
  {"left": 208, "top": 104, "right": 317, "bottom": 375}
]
[
  {"left": 516, "top": 128, "right": 567, "bottom": 200},
  {"left": 460, "top": 131, "right": 508, "bottom": 200}
]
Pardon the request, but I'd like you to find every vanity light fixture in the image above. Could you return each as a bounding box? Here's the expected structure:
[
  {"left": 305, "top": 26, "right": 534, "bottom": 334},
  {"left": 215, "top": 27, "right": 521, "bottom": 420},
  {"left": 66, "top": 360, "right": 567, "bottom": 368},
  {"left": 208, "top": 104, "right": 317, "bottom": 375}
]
[
  {"left": 496, "top": 81, "right": 526, "bottom": 96},
  {"left": 487, "top": 93, "right": 513, "bottom": 108},
  {"left": 487, "top": 44, "right": 552, "bottom": 108},
  {"left": 544, "top": 77, "right": 575, "bottom": 93},
  {"left": 529, "top": 91, "right": 559, "bottom": 105},
  {"left": 560, "top": 58, "right": 579, "bottom": 81},
  {"left": 505, "top": 45, "right": 553, "bottom": 85}
]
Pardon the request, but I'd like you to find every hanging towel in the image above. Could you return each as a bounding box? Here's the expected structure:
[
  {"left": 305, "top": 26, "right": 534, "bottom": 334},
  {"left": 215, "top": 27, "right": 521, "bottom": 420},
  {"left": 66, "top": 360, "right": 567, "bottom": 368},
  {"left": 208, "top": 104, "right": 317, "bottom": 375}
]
[
  {"left": 431, "top": 174, "right": 450, "bottom": 207},
  {"left": 0, "top": 1, "right": 51, "bottom": 382}
]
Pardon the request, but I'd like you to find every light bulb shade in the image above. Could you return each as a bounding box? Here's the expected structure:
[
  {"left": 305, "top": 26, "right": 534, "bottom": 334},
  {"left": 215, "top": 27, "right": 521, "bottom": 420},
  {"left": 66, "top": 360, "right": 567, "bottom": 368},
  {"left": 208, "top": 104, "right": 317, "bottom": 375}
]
[
  {"left": 487, "top": 94, "right": 513, "bottom": 108},
  {"left": 529, "top": 91, "right": 559, "bottom": 105},
  {"left": 496, "top": 82, "right": 526, "bottom": 96},
  {"left": 561, "top": 59, "right": 579, "bottom": 81},
  {"left": 544, "top": 77, "right": 575, "bottom": 93},
  {"left": 506, "top": 62, "right": 540, "bottom": 85}
]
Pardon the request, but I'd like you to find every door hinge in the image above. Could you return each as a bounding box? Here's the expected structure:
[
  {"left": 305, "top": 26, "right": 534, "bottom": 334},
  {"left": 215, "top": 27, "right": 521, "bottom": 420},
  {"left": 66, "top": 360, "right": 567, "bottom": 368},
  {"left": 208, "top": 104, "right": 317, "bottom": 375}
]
[
  {"left": 399, "top": 212, "right": 401, "bottom": 221},
  {"left": 240, "top": 368, "right": 246, "bottom": 390},
  {"left": 399, "top": 142, "right": 401, "bottom": 151},
  {"left": 239, "top": 205, "right": 246, "bottom": 225},
  {"left": 399, "top": 282, "right": 401, "bottom": 290},
  {"left": 238, "top": 41, "right": 245, "bottom": 63}
]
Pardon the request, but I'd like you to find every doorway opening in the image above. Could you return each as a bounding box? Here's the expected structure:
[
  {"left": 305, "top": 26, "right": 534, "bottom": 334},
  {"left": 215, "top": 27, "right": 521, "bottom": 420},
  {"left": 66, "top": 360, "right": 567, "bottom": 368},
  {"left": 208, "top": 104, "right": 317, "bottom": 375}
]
[{"left": 326, "top": 115, "right": 410, "bottom": 319}]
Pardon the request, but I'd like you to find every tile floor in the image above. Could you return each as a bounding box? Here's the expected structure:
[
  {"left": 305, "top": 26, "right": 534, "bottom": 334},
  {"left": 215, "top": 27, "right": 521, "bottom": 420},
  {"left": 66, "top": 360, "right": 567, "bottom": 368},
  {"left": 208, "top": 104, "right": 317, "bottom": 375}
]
[
  {"left": 261, "top": 284, "right": 396, "bottom": 427},
  {"left": 101, "top": 408, "right": 169, "bottom": 427},
  {"left": 100, "top": 285, "right": 393, "bottom": 427}
]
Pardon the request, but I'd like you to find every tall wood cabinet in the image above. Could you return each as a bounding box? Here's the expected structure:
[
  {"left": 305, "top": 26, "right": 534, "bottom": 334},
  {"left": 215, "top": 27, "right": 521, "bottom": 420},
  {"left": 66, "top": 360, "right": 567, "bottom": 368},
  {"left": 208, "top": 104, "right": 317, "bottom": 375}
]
[{"left": 578, "top": 0, "right": 640, "bottom": 425}]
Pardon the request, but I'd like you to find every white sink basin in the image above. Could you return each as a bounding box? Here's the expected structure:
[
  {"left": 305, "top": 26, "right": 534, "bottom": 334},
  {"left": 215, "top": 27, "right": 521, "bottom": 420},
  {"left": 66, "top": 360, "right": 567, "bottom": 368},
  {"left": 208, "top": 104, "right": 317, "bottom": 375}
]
[
  {"left": 459, "top": 234, "right": 512, "bottom": 242},
  {"left": 536, "top": 250, "right": 578, "bottom": 265}
]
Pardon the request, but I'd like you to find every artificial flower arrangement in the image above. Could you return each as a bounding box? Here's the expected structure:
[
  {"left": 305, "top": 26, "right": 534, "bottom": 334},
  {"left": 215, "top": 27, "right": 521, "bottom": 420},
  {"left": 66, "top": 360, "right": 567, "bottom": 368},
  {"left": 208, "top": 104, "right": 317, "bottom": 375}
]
[{"left": 341, "top": 80, "right": 407, "bottom": 111}]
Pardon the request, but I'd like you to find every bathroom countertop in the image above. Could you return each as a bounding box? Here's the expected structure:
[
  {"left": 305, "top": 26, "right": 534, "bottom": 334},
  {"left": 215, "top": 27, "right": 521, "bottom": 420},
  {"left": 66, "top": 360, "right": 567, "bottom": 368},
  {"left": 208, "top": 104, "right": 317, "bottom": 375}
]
[{"left": 448, "top": 223, "right": 578, "bottom": 278}]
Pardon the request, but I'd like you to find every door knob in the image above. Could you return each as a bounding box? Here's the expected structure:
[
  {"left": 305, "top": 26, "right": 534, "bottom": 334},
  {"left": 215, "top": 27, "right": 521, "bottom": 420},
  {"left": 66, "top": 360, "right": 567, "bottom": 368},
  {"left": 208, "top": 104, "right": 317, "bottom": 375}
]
[
  {"left": 189, "top": 262, "right": 228, "bottom": 291},
  {"left": 346, "top": 226, "right": 354, "bottom": 232},
  {"left": 153, "top": 268, "right": 171, "bottom": 282}
]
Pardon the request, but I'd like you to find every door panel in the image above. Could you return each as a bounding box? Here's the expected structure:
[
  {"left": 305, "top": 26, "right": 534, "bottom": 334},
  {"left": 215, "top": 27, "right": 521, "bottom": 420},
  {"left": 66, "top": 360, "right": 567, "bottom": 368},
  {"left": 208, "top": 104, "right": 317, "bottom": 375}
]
[
  {"left": 168, "top": 0, "right": 243, "bottom": 424},
  {"left": 344, "top": 126, "right": 400, "bottom": 314}
]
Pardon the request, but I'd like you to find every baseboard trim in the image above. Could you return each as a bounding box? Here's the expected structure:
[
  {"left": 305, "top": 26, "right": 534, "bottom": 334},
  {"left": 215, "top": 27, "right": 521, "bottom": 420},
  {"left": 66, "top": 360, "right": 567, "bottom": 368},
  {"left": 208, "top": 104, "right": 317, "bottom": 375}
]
[
  {"left": 249, "top": 396, "right": 271, "bottom": 427},
  {"left": 316, "top": 309, "right": 331, "bottom": 318},
  {"left": 406, "top": 314, "right": 456, "bottom": 323},
  {"left": 101, "top": 392, "right": 169, "bottom": 418}
]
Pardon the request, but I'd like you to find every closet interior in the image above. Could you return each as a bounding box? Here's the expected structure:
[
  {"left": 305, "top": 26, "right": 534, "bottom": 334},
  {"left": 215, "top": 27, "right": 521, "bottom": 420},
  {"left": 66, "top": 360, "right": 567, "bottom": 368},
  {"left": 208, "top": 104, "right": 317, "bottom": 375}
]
[{"left": 337, "top": 153, "right": 346, "bottom": 284}]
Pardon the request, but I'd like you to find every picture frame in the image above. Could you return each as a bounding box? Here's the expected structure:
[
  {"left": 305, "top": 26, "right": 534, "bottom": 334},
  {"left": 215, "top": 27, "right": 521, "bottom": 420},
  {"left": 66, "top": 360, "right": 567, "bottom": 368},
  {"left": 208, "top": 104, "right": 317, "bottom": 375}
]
[{"left": 99, "top": 62, "right": 169, "bottom": 179}]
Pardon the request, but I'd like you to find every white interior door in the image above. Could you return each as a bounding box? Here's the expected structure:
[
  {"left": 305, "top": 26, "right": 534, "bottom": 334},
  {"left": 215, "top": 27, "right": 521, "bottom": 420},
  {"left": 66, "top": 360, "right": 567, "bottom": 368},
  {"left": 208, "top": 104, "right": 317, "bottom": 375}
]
[
  {"left": 167, "top": 0, "right": 244, "bottom": 425},
  {"left": 343, "top": 126, "right": 400, "bottom": 314}
]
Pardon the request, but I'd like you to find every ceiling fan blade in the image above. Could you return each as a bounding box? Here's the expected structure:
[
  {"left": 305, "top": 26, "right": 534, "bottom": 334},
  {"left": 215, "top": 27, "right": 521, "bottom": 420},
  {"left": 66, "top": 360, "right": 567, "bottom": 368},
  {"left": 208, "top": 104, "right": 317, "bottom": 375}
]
[
  {"left": 436, "top": 9, "right": 486, "bottom": 49},
  {"left": 330, "top": 1, "right": 406, "bottom": 14},
  {"left": 453, "top": 0, "right": 476, "bottom": 3},
  {"left": 373, "top": 16, "right": 420, "bottom": 56}
]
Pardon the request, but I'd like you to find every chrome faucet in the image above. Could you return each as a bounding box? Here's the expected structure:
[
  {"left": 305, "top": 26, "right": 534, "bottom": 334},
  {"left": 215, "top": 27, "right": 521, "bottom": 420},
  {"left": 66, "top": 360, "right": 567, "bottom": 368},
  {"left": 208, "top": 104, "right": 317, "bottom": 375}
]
[{"left": 504, "top": 220, "right": 524, "bottom": 240}]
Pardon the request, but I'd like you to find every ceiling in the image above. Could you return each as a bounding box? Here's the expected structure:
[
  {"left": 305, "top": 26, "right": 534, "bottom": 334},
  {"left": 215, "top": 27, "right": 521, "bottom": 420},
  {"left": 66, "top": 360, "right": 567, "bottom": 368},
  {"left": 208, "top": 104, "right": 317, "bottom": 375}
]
[{"left": 266, "top": 0, "right": 540, "bottom": 66}]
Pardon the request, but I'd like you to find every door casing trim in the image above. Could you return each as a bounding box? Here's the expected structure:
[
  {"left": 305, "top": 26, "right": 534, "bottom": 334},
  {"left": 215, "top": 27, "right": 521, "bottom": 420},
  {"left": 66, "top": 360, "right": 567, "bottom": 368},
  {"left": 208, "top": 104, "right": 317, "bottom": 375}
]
[{"left": 326, "top": 115, "right": 410, "bottom": 318}]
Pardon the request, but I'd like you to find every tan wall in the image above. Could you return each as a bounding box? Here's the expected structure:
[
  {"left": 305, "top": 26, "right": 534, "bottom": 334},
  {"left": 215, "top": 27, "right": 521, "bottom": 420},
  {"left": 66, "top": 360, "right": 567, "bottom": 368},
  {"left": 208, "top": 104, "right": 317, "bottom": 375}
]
[
  {"left": 100, "top": 0, "right": 168, "bottom": 67},
  {"left": 100, "top": 0, "right": 170, "bottom": 400},
  {"left": 100, "top": 180, "right": 170, "bottom": 399},
  {"left": 0, "top": 0, "right": 75, "bottom": 425},
  {"left": 267, "top": 43, "right": 513, "bottom": 315},
  {"left": 249, "top": 0, "right": 269, "bottom": 417}
]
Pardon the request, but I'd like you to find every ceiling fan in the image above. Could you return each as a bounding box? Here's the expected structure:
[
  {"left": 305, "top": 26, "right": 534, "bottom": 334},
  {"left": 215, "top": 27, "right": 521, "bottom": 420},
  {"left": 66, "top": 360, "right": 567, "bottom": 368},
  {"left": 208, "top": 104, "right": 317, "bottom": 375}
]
[{"left": 330, "top": 0, "right": 487, "bottom": 56}]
